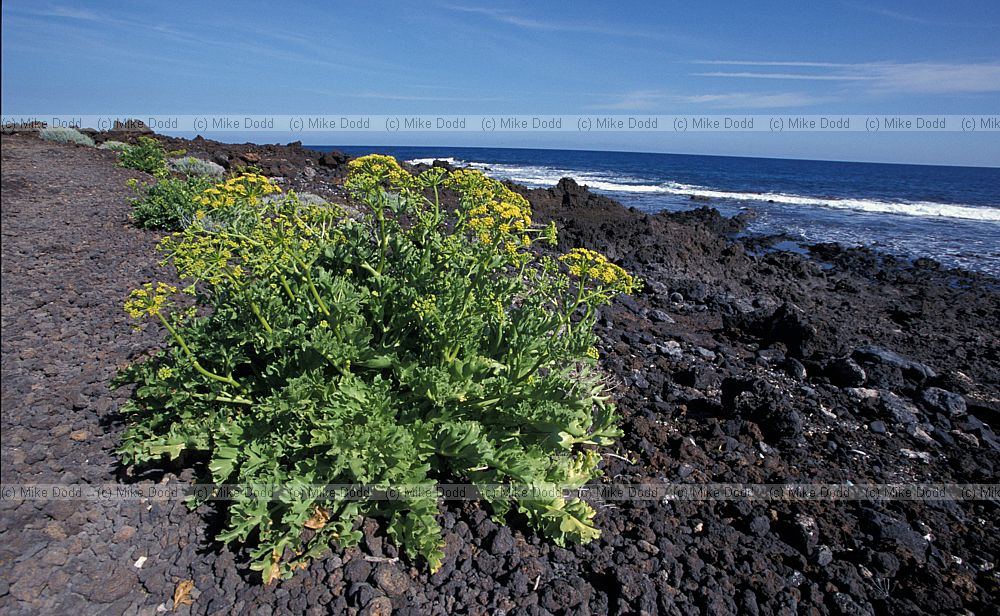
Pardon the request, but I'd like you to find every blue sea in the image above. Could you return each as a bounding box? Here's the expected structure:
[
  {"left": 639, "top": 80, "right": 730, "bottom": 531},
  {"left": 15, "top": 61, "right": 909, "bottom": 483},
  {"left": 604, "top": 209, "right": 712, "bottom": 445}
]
[{"left": 315, "top": 146, "right": 1000, "bottom": 276}]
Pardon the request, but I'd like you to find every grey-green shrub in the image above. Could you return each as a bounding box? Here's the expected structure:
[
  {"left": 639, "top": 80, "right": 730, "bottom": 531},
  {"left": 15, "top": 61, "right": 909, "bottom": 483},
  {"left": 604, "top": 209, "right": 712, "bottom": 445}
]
[
  {"left": 99, "top": 140, "right": 130, "bottom": 151},
  {"left": 295, "top": 191, "right": 332, "bottom": 206},
  {"left": 38, "top": 127, "right": 95, "bottom": 147},
  {"left": 170, "top": 156, "right": 225, "bottom": 177},
  {"left": 263, "top": 191, "right": 363, "bottom": 219},
  {"left": 262, "top": 191, "right": 329, "bottom": 207}
]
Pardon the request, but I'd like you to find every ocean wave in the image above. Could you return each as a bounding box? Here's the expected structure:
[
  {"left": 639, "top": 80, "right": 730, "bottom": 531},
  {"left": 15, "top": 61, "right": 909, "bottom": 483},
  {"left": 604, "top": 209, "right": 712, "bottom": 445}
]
[
  {"left": 407, "top": 157, "right": 1000, "bottom": 223},
  {"left": 655, "top": 182, "right": 1000, "bottom": 222},
  {"left": 404, "top": 156, "right": 462, "bottom": 166}
]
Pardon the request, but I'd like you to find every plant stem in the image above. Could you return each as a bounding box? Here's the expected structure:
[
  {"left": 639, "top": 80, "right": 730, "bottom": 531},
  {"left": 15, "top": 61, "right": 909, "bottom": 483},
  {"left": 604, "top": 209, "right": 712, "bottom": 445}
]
[
  {"left": 278, "top": 274, "right": 296, "bottom": 301},
  {"left": 249, "top": 302, "right": 273, "bottom": 333},
  {"left": 194, "top": 392, "right": 253, "bottom": 405},
  {"left": 360, "top": 262, "right": 381, "bottom": 279},
  {"left": 375, "top": 195, "right": 388, "bottom": 275},
  {"left": 563, "top": 274, "right": 589, "bottom": 337},
  {"left": 221, "top": 270, "right": 273, "bottom": 333},
  {"left": 156, "top": 314, "right": 241, "bottom": 388},
  {"left": 432, "top": 185, "right": 441, "bottom": 228},
  {"left": 291, "top": 254, "right": 330, "bottom": 316}
]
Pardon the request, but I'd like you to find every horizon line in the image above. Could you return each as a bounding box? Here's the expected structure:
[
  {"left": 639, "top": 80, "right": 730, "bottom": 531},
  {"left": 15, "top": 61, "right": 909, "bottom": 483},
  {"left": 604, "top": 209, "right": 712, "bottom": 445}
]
[{"left": 298, "top": 142, "right": 1000, "bottom": 170}]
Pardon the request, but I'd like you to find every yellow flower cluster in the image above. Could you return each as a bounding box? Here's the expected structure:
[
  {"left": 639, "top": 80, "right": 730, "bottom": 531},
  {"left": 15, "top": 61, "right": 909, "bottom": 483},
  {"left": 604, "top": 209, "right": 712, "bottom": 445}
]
[
  {"left": 416, "top": 166, "right": 448, "bottom": 188},
  {"left": 558, "top": 248, "right": 637, "bottom": 293},
  {"left": 344, "top": 154, "right": 413, "bottom": 193},
  {"left": 442, "top": 169, "right": 493, "bottom": 201},
  {"left": 445, "top": 170, "right": 533, "bottom": 246},
  {"left": 543, "top": 221, "right": 559, "bottom": 247},
  {"left": 162, "top": 185, "right": 347, "bottom": 296},
  {"left": 161, "top": 232, "right": 243, "bottom": 286},
  {"left": 157, "top": 366, "right": 175, "bottom": 380},
  {"left": 585, "top": 346, "right": 600, "bottom": 360},
  {"left": 124, "top": 282, "right": 177, "bottom": 318},
  {"left": 411, "top": 294, "right": 438, "bottom": 319},
  {"left": 194, "top": 173, "right": 281, "bottom": 210}
]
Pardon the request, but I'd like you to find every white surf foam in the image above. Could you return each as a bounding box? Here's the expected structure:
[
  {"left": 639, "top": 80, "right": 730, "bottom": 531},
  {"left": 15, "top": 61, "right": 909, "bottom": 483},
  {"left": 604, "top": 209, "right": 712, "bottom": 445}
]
[
  {"left": 405, "top": 158, "right": 1000, "bottom": 223},
  {"left": 657, "top": 182, "right": 1000, "bottom": 222},
  {"left": 405, "top": 156, "right": 462, "bottom": 166}
]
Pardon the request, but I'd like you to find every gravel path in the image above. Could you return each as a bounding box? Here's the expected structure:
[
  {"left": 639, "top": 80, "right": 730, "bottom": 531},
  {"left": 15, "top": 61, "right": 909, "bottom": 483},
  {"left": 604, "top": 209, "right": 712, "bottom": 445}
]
[{"left": 0, "top": 135, "right": 176, "bottom": 614}]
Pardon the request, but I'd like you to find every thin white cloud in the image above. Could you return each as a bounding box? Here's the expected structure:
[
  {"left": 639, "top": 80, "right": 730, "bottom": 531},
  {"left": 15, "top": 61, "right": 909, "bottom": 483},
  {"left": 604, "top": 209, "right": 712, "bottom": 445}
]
[
  {"left": 680, "top": 92, "right": 828, "bottom": 108},
  {"left": 695, "top": 60, "right": 852, "bottom": 68},
  {"left": 442, "top": 5, "right": 551, "bottom": 30},
  {"left": 587, "top": 90, "right": 669, "bottom": 111},
  {"left": 7, "top": 5, "right": 406, "bottom": 77},
  {"left": 339, "top": 92, "right": 511, "bottom": 102},
  {"left": 695, "top": 72, "right": 872, "bottom": 81},
  {"left": 870, "top": 62, "right": 1000, "bottom": 94},
  {"left": 589, "top": 90, "right": 825, "bottom": 110},
  {"left": 844, "top": 3, "right": 999, "bottom": 29},
  {"left": 694, "top": 61, "right": 1000, "bottom": 94},
  {"left": 38, "top": 5, "right": 105, "bottom": 21},
  {"left": 440, "top": 4, "right": 673, "bottom": 40}
]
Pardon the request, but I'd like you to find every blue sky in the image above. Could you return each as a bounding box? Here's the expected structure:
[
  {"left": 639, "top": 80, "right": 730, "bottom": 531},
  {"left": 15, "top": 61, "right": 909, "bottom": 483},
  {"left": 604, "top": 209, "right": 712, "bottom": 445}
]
[{"left": 2, "top": 1, "right": 999, "bottom": 165}]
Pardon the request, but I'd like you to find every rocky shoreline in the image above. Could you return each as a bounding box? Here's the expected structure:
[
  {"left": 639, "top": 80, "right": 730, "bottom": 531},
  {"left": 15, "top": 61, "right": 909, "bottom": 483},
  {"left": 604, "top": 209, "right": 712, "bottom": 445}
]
[{"left": 1, "top": 131, "right": 998, "bottom": 615}]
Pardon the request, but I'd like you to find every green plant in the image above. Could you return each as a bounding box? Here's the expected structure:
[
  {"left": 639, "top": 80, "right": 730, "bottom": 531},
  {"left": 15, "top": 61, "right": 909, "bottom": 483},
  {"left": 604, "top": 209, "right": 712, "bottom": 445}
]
[
  {"left": 116, "top": 158, "right": 637, "bottom": 583},
  {"left": 128, "top": 175, "right": 220, "bottom": 230},
  {"left": 38, "top": 126, "right": 95, "bottom": 146},
  {"left": 117, "top": 136, "right": 175, "bottom": 177},
  {"left": 170, "top": 156, "right": 226, "bottom": 177}
]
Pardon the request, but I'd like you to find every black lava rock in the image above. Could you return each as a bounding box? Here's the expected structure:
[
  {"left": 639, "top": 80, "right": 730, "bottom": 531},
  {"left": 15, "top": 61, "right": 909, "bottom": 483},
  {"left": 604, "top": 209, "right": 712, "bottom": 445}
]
[
  {"left": 853, "top": 345, "right": 935, "bottom": 389},
  {"left": 920, "top": 387, "right": 967, "bottom": 417},
  {"left": 825, "top": 357, "right": 867, "bottom": 387},
  {"left": 722, "top": 377, "right": 804, "bottom": 446},
  {"left": 490, "top": 527, "right": 516, "bottom": 554},
  {"left": 344, "top": 558, "right": 373, "bottom": 583}
]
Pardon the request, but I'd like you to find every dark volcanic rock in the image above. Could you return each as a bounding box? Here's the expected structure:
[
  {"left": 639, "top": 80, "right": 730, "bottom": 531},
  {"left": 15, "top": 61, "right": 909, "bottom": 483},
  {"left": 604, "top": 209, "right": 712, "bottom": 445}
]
[
  {"left": 490, "top": 527, "right": 515, "bottom": 554},
  {"left": 663, "top": 206, "right": 750, "bottom": 235},
  {"left": 824, "top": 357, "right": 867, "bottom": 387},
  {"left": 724, "top": 302, "right": 820, "bottom": 359},
  {"left": 344, "top": 558, "right": 373, "bottom": 583},
  {"left": 853, "top": 345, "right": 935, "bottom": 389},
  {"left": 319, "top": 149, "right": 349, "bottom": 169},
  {"left": 880, "top": 391, "right": 923, "bottom": 427},
  {"left": 780, "top": 513, "right": 819, "bottom": 554},
  {"left": 373, "top": 563, "right": 409, "bottom": 597},
  {"left": 722, "top": 377, "right": 804, "bottom": 446},
  {"left": 859, "top": 510, "right": 929, "bottom": 563},
  {"left": 3, "top": 131, "right": 999, "bottom": 616},
  {"left": 920, "top": 387, "right": 967, "bottom": 417}
]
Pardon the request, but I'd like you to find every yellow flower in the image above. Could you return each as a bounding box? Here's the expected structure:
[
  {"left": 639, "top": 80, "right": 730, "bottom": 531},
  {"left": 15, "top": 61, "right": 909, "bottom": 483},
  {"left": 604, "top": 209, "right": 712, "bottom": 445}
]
[
  {"left": 448, "top": 169, "right": 533, "bottom": 248},
  {"left": 345, "top": 154, "right": 413, "bottom": 193},
  {"left": 411, "top": 294, "right": 437, "bottom": 319},
  {"left": 124, "top": 282, "right": 177, "bottom": 319},
  {"left": 559, "top": 248, "right": 637, "bottom": 294},
  {"left": 543, "top": 221, "right": 558, "bottom": 247},
  {"left": 197, "top": 173, "right": 281, "bottom": 210}
]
